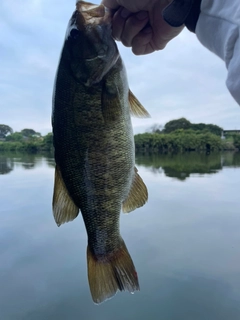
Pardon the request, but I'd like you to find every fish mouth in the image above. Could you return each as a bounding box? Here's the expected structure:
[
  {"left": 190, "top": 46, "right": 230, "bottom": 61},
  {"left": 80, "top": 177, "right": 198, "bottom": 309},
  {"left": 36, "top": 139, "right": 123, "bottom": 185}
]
[
  {"left": 78, "top": 1, "right": 102, "bottom": 14},
  {"left": 76, "top": 1, "right": 112, "bottom": 25}
]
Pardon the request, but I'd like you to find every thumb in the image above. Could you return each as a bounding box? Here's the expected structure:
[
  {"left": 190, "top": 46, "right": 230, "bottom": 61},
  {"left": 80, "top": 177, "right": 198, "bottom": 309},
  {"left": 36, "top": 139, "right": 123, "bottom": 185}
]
[{"left": 101, "top": 0, "right": 120, "bottom": 9}]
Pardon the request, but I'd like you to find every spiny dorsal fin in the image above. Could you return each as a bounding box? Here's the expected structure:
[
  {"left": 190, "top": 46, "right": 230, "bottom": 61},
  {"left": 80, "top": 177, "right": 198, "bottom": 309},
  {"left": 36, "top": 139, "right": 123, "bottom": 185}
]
[
  {"left": 52, "top": 165, "right": 79, "bottom": 226},
  {"left": 122, "top": 167, "right": 148, "bottom": 213},
  {"left": 129, "top": 90, "right": 150, "bottom": 118}
]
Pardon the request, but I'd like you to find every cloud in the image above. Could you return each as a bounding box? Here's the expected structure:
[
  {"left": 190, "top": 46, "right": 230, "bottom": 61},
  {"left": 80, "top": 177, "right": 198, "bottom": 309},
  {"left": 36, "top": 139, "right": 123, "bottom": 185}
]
[
  {"left": 125, "top": 31, "right": 239, "bottom": 132},
  {"left": 0, "top": 0, "right": 239, "bottom": 135}
]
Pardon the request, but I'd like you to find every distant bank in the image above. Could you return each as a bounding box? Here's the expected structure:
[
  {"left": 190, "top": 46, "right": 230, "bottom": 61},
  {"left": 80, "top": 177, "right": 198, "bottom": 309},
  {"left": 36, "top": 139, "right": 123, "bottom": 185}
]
[{"left": 0, "top": 119, "right": 240, "bottom": 154}]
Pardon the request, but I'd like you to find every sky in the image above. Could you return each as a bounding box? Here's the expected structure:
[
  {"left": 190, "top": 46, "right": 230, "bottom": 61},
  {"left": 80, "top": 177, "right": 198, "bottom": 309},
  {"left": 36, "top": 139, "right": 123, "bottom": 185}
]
[{"left": 0, "top": 0, "right": 239, "bottom": 135}]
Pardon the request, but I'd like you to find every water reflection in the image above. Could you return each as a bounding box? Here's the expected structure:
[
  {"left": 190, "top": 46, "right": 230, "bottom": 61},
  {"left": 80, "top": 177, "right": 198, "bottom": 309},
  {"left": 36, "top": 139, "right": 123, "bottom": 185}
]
[
  {"left": 222, "top": 151, "right": 240, "bottom": 167},
  {"left": 0, "top": 152, "right": 55, "bottom": 173},
  {"left": 45, "top": 157, "right": 56, "bottom": 168},
  {"left": 14, "top": 153, "right": 42, "bottom": 170},
  {"left": 0, "top": 156, "right": 14, "bottom": 174},
  {"left": 136, "top": 152, "right": 240, "bottom": 180},
  {"left": 1, "top": 152, "right": 240, "bottom": 179},
  {"left": 1, "top": 151, "right": 240, "bottom": 319}
]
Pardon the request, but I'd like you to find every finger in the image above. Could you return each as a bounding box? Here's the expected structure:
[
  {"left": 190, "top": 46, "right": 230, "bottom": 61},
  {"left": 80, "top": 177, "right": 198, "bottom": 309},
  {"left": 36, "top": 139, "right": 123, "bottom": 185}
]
[
  {"left": 111, "top": 8, "right": 130, "bottom": 41},
  {"left": 101, "top": 0, "right": 119, "bottom": 10},
  {"left": 101, "top": 0, "right": 143, "bottom": 12},
  {"left": 150, "top": 11, "right": 185, "bottom": 50},
  {"left": 120, "top": 11, "right": 149, "bottom": 47},
  {"left": 131, "top": 27, "right": 155, "bottom": 55},
  {"left": 155, "top": 22, "right": 184, "bottom": 47}
]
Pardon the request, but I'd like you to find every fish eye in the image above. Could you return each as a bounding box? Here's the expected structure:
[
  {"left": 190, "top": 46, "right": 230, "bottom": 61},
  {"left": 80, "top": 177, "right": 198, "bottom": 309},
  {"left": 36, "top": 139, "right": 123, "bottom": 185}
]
[{"left": 70, "top": 29, "right": 80, "bottom": 39}]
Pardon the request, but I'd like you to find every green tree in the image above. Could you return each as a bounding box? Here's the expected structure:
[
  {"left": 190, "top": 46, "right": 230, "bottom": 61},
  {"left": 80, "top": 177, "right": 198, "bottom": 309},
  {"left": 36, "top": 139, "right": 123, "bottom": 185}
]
[
  {"left": 134, "top": 130, "right": 223, "bottom": 153},
  {"left": 204, "top": 124, "right": 223, "bottom": 136},
  {"left": 191, "top": 123, "right": 206, "bottom": 131},
  {"left": 0, "top": 124, "right": 13, "bottom": 138},
  {"left": 233, "top": 134, "right": 240, "bottom": 149},
  {"left": 42, "top": 133, "right": 53, "bottom": 150},
  {"left": 163, "top": 118, "right": 191, "bottom": 133},
  {"left": 21, "top": 129, "right": 41, "bottom": 138},
  {"left": 5, "top": 132, "right": 23, "bottom": 142}
]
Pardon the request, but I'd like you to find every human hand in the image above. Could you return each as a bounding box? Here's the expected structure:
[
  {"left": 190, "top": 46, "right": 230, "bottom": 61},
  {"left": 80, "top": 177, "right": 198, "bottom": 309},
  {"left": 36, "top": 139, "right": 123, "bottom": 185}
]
[{"left": 102, "top": 0, "right": 184, "bottom": 55}]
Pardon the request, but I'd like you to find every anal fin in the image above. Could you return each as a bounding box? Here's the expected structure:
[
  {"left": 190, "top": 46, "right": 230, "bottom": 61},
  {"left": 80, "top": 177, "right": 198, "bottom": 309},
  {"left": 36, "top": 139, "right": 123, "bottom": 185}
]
[
  {"left": 129, "top": 90, "right": 151, "bottom": 118},
  {"left": 122, "top": 167, "right": 148, "bottom": 213},
  {"left": 52, "top": 165, "right": 79, "bottom": 226}
]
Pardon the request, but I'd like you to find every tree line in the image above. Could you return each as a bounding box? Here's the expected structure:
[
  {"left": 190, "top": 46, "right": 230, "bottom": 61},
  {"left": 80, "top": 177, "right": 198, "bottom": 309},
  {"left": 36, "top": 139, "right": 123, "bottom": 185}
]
[
  {"left": 150, "top": 118, "right": 223, "bottom": 136},
  {"left": 135, "top": 118, "right": 240, "bottom": 153},
  {"left": 135, "top": 152, "right": 240, "bottom": 180},
  {"left": 1, "top": 119, "right": 240, "bottom": 154},
  {"left": 0, "top": 124, "right": 53, "bottom": 152}
]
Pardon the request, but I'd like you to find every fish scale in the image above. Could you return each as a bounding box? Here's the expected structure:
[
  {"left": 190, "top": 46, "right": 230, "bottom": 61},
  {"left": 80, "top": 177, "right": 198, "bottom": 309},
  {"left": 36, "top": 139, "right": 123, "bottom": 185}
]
[{"left": 52, "top": 0, "right": 149, "bottom": 304}]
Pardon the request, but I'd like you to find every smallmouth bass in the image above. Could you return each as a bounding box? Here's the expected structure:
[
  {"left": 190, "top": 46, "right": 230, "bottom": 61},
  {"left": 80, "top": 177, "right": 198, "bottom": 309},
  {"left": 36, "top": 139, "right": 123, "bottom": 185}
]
[{"left": 52, "top": 0, "right": 149, "bottom": 304}]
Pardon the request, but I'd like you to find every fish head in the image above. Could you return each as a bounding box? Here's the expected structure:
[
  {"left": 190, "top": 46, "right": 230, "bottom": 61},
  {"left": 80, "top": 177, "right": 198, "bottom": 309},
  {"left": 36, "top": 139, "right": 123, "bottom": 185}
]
[{"left": 65, "top": 1, "right": 119, "bottom": 86}]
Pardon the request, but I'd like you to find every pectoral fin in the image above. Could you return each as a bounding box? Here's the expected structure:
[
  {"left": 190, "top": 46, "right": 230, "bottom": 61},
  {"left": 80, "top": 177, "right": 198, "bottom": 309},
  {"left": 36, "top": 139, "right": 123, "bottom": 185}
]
[
  {"left": 122, "top": 167, "right": 148, "bottom": 213},
  {"left": 129, "top": 90, "right": 150, "bottom": 118},
  {"left": 52, "top": 165, "right": 79, "bottom": 226}
]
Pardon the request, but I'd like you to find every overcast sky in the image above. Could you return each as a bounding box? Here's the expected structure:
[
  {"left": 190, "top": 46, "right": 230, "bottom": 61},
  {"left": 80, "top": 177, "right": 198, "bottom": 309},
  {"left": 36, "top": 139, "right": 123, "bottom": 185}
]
[{"left": 0, "top": 0, "right": 239, "bottom": 135}]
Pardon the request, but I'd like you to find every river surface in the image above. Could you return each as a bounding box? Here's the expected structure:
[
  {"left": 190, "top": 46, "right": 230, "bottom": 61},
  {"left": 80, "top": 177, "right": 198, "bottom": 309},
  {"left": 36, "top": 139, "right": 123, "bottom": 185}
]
[{"left": 1, "top": 152, "right": 240, "bottom": 320}]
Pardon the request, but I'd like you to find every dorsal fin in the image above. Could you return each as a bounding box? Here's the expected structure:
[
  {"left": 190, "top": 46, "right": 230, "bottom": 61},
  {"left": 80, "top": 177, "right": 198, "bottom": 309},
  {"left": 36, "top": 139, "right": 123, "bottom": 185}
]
[{"left": 129, "top": 90, "right": 150, "bottom": 118}]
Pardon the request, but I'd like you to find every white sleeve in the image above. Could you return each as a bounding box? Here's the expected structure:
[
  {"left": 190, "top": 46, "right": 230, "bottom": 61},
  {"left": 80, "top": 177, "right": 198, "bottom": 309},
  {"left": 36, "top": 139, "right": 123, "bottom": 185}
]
[{"left": 195, "top": 0, "right": 240, "bottom": 105}]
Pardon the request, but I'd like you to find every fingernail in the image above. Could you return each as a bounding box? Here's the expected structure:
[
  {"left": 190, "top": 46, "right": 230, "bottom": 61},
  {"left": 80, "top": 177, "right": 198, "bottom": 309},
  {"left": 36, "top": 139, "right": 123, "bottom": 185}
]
[
  {"left": 136, "top": 11, "right": 148, "bottom": 20},
  {"left": 121, "top": 8, "right": 131, "bottom": 18}
]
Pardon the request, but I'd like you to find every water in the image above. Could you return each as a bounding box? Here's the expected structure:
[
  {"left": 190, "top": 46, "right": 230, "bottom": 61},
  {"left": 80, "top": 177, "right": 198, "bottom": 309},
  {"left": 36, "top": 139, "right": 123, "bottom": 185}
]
[{"left": 1, "top": 152, "right": 240, "bottom": 320}]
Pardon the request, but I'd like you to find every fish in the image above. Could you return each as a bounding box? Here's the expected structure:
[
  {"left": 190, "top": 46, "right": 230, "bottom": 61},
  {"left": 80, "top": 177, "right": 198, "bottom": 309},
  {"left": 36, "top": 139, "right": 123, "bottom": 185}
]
[{"left": 52, "top": 0, "right": 149, "bottom": 304}]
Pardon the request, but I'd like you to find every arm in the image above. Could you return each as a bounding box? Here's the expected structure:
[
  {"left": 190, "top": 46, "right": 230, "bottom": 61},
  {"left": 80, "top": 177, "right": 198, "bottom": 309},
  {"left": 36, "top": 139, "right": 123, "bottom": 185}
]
[
  {"left": 197, "top": 0, "right": 240, "bottom": 105},
  {"left": 164, "top": 0, "right": 240, "bottom": 105},
  {"left": 101, "top": 0, "right": 184, "bottom": 54},
  {"left": 103, "top": 0, "right": 240, "bottom": 105}
]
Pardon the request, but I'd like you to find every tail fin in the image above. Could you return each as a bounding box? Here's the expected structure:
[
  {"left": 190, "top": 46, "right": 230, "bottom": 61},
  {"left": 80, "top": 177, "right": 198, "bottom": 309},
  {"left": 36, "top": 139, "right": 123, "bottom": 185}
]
[{"left": 87, "top": 239, "right": 140, "bottom": 304}]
